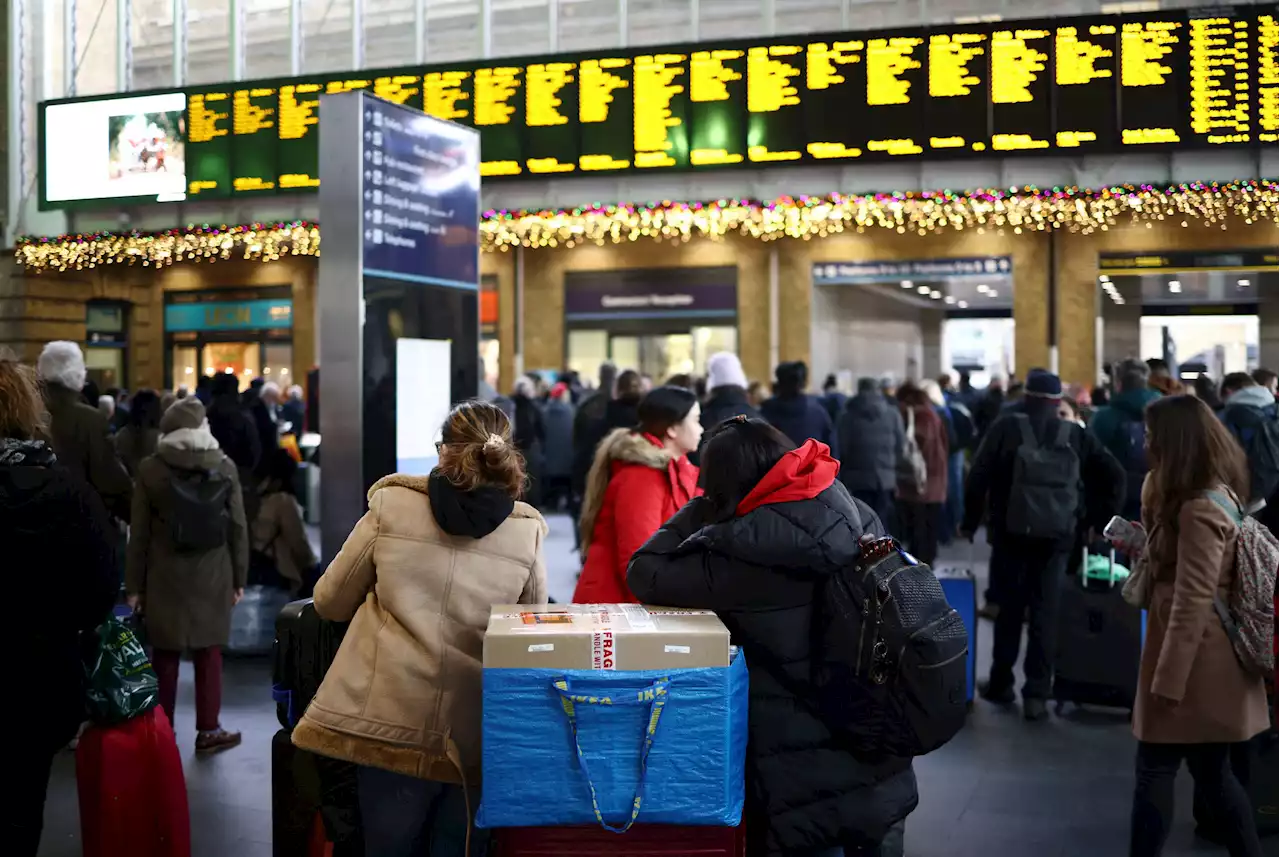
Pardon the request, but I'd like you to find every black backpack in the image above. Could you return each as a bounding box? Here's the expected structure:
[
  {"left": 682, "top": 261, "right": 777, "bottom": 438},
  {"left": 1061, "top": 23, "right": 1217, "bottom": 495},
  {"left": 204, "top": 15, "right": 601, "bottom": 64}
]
[
  {"left": 1119, "top": 417, "right": 1149, "bottom": 513},
  {"left": 1224, "top": 403, "right": 1280, "bottom": 503},
  {"left": 1004, "top": 415, "right": 1081, "bottom": 540},
  {"left": 808, "top": 537, "right": 969, "bottom": 759},
  {"left": 166, "top": 467, "right": 232, "bottom": 554}
]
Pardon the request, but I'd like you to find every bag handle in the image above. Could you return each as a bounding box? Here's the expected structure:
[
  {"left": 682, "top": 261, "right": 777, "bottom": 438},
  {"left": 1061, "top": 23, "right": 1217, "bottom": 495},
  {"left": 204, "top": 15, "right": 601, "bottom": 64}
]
[
  {"left": 1014, "top": 414, "right": 1037, "bottom": 448},
  {"left": 551, "top": 676, "right": 671, "bottom": 834}
]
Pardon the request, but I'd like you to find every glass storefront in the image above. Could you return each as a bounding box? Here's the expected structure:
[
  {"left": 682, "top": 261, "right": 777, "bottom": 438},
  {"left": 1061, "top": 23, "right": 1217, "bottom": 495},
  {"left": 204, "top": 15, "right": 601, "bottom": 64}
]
[
  {"left": 164, "top": 289, "right": 294, "bottom": 391},
  {"left": 84, "top": 302, "right": 128, "bottom": 390},
  {"left": 563, "top": 266, "right": 738, "bottom": 383}
]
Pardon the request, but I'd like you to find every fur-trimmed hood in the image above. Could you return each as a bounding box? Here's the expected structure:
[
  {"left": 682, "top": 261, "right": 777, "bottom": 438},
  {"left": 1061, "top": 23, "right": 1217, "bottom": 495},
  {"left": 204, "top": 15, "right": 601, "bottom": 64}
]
[
  {"left": 578, "top": 429, "right": 679, "bottom": 554},
  {"left": 367, "top": 472, "right": 547, "bottom": 536}
]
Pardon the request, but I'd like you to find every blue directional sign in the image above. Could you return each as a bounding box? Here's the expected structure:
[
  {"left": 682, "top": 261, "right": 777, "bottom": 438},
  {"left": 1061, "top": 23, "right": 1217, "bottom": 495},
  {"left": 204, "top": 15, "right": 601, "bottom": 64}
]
[{"left": 359, "top": 95, "right": 481, "bottom": 290}]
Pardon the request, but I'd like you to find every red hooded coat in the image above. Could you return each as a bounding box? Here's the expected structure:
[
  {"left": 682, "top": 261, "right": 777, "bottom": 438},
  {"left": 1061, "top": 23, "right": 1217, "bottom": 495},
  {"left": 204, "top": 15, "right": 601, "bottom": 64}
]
[{"left": 573, "top": 430, "right": 698, "bottom": 604}]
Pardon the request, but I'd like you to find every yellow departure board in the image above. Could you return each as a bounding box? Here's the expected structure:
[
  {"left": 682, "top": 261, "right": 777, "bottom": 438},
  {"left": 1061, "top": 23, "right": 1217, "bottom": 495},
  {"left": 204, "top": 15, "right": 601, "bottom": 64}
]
[
  {"left": 578, "top": 57, "right": 631, "bottom": 171},
  {"left": 805, "top": 40, "right": 863, "bottom": 160},
  {"left": 1187, "top": 17, "right": 1251, "bottom": 144},
  {"left": 991, "top": 28, "right": 1051, "bottom": 151},
  {"left": 866, "top": 36, "right": 924, "bottom": 155},
  {"left": 424, "top": 71, "right": 471, "bottom": 122},
  {"left": 1261, "top": 14, "right": 1280, "bottom": 142},
  {"left": 867, "top": 36, "right": 923, "bottom": 106},
  {"left": 44, "top": 7, "right": 1280, "bottom": 211},
  {"left": 279, "top": 82, "right": 322, "bottom": 141},
  {"left": 231, "top": 86, "right": 277, "bottom": 192},
  {"left": 1120, "top": 20, "right": 1182, "bottom": 144},
  {"left": 526, "top": 62, "right": 576, "bottom": 173},
  {"left": 474, "top": 67, "right": 523, "bottom": 176},
  {"left": 991, "top": 29, "right": 1050, "bottom": 104},
  {"left": 373, "top": 73, "right": 421, "bottom": 105},
  {"left": 633, "top": 53, "right": 688, "bottom": 169},
  {"left": 746, "top": 45, "right": 803, "bottom": 162},
  {"left": 929, "top": 33, "right": 984, "bottom": 98},
  {"left": 527, "top": 63, "right": 574, "bottom": 127}
]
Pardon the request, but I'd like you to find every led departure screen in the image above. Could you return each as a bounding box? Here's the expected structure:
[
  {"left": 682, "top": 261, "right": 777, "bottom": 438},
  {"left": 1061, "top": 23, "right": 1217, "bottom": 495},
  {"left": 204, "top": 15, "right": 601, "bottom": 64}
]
[{"left": 40, "top": 4, "right": 1276, "bottom": 209}]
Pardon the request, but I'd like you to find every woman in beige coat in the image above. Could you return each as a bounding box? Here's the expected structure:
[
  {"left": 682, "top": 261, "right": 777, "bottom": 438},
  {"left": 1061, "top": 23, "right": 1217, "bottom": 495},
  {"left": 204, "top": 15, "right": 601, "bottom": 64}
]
[
  {"left": 292, "top": 400, "right": 546, "bottom": 857},
  {"left": 1127, "top": 395, "right": 1268, "bottom": 857}
]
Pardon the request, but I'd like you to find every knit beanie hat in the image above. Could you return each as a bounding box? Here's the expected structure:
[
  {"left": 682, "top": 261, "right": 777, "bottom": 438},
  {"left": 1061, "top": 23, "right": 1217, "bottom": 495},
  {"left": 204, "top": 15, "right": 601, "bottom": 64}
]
[
  {"left": 706, "top": 352, "right": 748, "bottom": 390},
  {"left": 1024, "top": 370, "right": 1063, "bottom": 400},
  {"left": 160, "top": 396, "right": 206, "bottom": 433}
]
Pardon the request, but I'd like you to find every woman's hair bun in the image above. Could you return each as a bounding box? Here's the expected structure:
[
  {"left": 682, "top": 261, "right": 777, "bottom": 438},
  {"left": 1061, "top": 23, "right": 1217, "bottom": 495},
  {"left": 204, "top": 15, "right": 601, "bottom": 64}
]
[{"left": 435, "top": 400, "right": 526, "bottom": 498}]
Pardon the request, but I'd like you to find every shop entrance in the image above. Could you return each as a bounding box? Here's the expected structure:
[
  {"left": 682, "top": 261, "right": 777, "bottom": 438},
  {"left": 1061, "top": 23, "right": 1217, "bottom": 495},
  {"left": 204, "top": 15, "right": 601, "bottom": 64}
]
[
  {"left": 170, "top": 336, "right": 294, "bottom": 392},
  {"left": 567, "top": 327, "right": 737, "bottom": 382},
  {"left": 164, "top": 288, "right": 295, "bottom": 392}
]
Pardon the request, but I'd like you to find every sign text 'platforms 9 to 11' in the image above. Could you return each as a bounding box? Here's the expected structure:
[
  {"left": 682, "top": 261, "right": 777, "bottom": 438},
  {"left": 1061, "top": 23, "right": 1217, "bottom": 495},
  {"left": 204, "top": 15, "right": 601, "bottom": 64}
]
[{"left": 39, "top": 5, "right": 1278, "bottom": 209}]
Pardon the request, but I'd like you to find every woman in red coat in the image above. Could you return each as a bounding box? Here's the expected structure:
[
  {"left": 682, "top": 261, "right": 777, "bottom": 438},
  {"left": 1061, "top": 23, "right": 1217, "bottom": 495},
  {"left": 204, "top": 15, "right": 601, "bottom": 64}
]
[
  {"left": 896, "top": 382, "right": 949, "bottom": 565},
  {"left": 574, "top": 386, "right": 702, "bottom": 603}
]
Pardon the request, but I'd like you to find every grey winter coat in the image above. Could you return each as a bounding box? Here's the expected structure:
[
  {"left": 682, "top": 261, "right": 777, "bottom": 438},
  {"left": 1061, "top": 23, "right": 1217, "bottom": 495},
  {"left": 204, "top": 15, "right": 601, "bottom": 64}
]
[
  {"left": 43, "top": 382, "right": 132, "bottom": 521},
  {"left": 126, "top": 426, "right": 249, "bottom": 650},
  {"left": 836, "top": 392, "right": 905, "bottom": 493},
  {"left": 541, "top": 399, "right": 575, "bottom": 479}
]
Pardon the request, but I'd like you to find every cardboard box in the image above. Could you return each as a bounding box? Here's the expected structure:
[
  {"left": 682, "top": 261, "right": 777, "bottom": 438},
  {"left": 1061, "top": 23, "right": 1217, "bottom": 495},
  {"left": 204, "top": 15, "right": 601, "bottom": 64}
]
[{"left": 483, "top": 604, "right": 731, "bottom": 670}]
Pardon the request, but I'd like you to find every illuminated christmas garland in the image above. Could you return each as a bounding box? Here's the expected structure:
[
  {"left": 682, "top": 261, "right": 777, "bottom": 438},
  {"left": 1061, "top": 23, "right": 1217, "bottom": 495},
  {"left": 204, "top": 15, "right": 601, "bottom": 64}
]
[
  {"left": 15, "top": 221, "right": 320, "bottom": 273},
  {"left": 13, "top": 181, "right": 1277, "bottom": 271},
  {"left": 480, "top": 181, "right": 1279, "bottom": 249}
]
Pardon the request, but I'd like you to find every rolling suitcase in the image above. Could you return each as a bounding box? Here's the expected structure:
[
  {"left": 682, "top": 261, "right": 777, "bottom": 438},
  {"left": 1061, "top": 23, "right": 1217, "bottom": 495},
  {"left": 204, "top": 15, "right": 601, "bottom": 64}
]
[
  {"left": 273, "top": 598, "right": 348, "bottom": 729},
  {"left": 1052, "top": 548, "right": 1143, "bottom": 712},
  {"left": 272, "top": 729, "right": 364, "bottom": 857},
  {"left": 77, "top": 706, "right": 191, "bottom": 857},
  {"left": 493, "top": 824, "right": 745, "bottom": 857},
  {"left": 934, "top": 566, "right": 978, "bottom": 706}
]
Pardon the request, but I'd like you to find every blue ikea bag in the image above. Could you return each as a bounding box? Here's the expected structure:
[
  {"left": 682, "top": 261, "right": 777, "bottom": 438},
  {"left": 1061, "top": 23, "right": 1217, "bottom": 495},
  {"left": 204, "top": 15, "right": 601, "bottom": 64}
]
[{"left": 477, "top": 651, "right": 748, "bottom": 830}]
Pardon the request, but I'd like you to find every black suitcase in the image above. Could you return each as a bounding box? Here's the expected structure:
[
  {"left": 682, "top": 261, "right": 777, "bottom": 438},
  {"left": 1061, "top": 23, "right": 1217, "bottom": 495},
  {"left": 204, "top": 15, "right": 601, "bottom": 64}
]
[
  {"left": 273, "top": 598, "right": 348, "bottom": 729},
  {"left": 272, "top": 729, "right": 365, "bottom": 857},
  {"left": 1052, "top": 550, "right": 1143, "bottom": 712}
]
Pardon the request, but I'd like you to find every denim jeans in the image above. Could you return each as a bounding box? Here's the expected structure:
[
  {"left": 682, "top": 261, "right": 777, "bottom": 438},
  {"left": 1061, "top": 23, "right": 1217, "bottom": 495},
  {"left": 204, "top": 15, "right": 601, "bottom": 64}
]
[
  {"left": 357, "top": 766, "right": 486, "bottom": 857},
  {"left": 1130, "top": 742, "right": 1262, "bottom": 857},
  {"left": 812, "top": 820, "right": 906, "bottom": 857}
]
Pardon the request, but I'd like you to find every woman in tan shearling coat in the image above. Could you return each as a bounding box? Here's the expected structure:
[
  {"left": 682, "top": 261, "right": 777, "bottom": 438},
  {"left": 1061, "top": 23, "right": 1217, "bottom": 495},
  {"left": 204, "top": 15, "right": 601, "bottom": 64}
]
[
  {"left": 1128, "top": 395, "right": 1268, "bottom": 857},
  {"left": 292, "top": 401, "right": 546, "bottom": 857}
]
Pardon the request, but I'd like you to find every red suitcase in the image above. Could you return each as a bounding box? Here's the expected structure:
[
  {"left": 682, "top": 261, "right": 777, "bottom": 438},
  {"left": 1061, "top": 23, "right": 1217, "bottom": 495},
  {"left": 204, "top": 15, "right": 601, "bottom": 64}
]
[
  {"left": 76, "top": 706, "right": 192, "bottom": 857},
  {"left": 493, "top": 825, "right": 746, "bottom": 857}
]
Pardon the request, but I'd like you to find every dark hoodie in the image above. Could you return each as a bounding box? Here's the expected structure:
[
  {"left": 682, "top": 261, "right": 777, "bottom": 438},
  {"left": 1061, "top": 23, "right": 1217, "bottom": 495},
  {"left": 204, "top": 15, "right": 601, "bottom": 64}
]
[
  {"left": 629, "top": 441, "right": 916, "bottom": 856},
  {"left": 0, "top": 439, "right": 118, "bottom": 750},
  {"left": 760, "top": 394, "right": 839, "bottom": 458},
  {"left": 427, "top": 474, "right": 515, "bottom": 538}
]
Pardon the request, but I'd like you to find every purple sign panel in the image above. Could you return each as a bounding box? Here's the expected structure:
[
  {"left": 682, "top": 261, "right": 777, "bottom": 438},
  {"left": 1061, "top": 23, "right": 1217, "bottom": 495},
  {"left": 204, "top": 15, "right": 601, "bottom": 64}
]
[{"left": 564, "top": 266, "right": 737, "bottom": 320}]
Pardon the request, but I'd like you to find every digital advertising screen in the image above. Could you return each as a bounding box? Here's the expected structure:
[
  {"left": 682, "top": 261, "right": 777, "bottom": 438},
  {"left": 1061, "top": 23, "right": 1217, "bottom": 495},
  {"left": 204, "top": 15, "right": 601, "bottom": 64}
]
[
  {"left": 39, "top": 4, "right": 1275, "bottom": 210},
  {"left": 43, "top": 91, "right": 188, "bottom": 205}
]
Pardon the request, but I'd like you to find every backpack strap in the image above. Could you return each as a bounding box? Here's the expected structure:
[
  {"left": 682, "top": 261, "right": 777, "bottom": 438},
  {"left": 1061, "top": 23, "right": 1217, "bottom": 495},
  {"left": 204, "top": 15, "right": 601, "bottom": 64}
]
[
  {"left": 1054, "top": 420, "right": 1074, "bottom": 449},
  {"left": 1202, "top": 489, "right": 1244, "bottom": 525},
  {"left": 1014, "top": 414, "right": 1037, "bottom": 448}
]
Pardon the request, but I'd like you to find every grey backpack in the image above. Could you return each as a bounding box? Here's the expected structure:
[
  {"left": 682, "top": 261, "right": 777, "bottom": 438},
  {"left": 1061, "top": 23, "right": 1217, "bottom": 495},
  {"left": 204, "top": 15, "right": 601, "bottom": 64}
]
[{"left": 1004, "top": 416, "right": 1080, "bottom": 540}]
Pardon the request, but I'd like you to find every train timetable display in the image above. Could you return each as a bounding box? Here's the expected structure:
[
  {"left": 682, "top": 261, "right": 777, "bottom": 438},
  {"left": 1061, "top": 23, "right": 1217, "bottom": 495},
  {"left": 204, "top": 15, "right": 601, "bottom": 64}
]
[{"left": 39, "top": 5, "right": 1277, "bottom": 209}]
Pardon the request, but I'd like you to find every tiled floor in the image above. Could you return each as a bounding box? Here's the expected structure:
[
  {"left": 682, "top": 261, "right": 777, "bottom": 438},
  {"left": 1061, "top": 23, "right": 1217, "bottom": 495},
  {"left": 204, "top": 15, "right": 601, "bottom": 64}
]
[{"left": 39, "top": 515, "right": 1270, "bottom": 857}]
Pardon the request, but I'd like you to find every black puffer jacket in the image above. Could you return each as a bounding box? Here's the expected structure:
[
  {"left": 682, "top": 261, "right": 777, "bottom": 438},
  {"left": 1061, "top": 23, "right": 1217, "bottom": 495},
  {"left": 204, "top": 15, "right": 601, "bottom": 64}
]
[
  {"left": 0, "top": 439, "right": 118, "bottom": 751},
  {"left": 629, "top": 455, "right": 917, "bottom": 856}
]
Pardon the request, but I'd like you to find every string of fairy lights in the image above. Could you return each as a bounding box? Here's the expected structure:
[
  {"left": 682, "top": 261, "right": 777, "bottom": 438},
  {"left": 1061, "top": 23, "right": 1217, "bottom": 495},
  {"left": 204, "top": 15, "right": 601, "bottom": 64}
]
[{"left": 13, "top": 181, "right": 1277, "bottom": 272}]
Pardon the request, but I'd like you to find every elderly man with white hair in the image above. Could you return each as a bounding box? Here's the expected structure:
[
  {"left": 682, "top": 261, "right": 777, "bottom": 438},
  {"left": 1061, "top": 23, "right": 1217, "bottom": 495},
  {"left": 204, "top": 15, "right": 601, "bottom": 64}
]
[{"left": 37, "top": 341, "right": 132, "bottom": 521}]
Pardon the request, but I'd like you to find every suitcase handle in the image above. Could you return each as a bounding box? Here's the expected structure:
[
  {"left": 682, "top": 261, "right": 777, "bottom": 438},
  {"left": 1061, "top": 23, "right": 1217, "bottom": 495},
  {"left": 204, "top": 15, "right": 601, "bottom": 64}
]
[{"left": 551, "top": 676, "right": 671, "bottom": 834}]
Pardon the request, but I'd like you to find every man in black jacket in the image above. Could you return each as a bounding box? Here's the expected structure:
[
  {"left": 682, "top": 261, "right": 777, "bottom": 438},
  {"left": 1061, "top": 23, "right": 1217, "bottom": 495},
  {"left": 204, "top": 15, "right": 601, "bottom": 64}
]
[
  {"left": 962, "top": 370, "right": 1125, "bottom": 721},
  {"left": 836, "top": 377, "right": 905, "bottom": 527}
]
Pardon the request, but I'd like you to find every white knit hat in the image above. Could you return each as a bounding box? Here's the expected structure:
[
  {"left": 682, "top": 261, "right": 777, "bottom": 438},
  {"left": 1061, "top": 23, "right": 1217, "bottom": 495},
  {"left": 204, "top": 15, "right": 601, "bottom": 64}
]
[
  {"left": 37, "top": 341, "right": 87, "bottom": 391},
  {"left": 706, "top": 352, "right": 748, "bottom": 391}
]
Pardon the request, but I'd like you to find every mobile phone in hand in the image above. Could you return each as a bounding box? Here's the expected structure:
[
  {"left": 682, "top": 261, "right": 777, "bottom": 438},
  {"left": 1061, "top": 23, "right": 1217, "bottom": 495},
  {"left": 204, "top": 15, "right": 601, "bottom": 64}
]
[{"left": 1103, "top": 516, "right": 1142, "bottom": 551}]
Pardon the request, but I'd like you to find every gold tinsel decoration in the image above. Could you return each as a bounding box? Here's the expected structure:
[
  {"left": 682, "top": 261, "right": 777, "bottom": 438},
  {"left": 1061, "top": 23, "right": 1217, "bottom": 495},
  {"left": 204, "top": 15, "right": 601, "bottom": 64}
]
[{"left": 13, "top": 182, "right": 1277, "bottom": 272}]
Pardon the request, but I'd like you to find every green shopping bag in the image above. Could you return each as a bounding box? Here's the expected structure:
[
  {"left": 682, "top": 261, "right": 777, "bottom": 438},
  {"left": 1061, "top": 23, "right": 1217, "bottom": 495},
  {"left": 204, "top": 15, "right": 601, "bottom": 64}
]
[{"left": 83, "top": 616, "right": 159, "bottom": 724}]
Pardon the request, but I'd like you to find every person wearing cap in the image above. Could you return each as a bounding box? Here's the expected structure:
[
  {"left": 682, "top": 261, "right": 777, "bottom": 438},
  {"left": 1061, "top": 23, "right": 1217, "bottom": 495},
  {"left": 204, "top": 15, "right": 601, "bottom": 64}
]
[
  {"left": 126, "top": 396, "right": 249, "bottom": 754},
  {"left": 961, "top": 370, "right": 1125, "bottom": 721}
]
